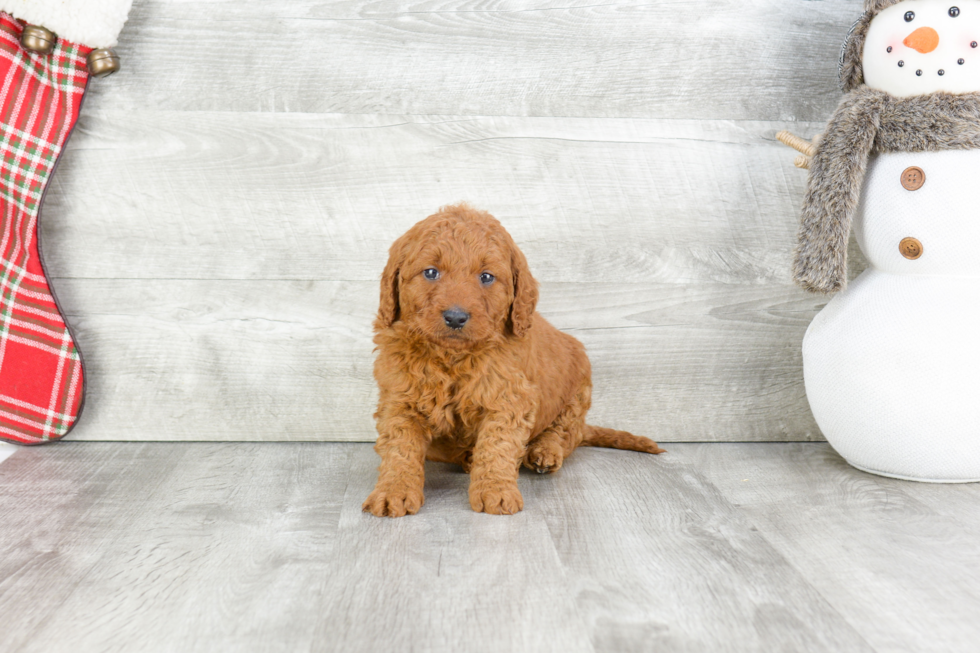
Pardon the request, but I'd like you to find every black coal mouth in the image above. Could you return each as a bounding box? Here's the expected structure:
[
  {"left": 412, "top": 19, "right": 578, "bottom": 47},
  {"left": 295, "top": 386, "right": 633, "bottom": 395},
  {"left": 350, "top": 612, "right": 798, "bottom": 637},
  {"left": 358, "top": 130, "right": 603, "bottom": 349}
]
[{"left": 896, "top": 58, "right": 967, "bottom": 76}]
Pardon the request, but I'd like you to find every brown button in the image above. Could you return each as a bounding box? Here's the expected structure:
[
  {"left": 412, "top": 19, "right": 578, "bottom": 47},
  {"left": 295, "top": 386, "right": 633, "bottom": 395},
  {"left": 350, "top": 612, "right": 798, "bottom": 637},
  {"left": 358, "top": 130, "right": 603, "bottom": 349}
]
[
  {"left": 901, "top": 166, "right": 926, "bottom": 191},
  {"left": 899, "top": 237, "right": 923, "bottom": 260}
]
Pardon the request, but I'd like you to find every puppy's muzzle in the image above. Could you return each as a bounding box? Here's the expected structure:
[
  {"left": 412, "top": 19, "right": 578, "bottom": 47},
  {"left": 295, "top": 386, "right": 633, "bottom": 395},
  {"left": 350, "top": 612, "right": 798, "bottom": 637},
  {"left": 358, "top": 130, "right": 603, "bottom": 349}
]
[{"left": 443, "top": 307, "right": 470, "bottom": 330}]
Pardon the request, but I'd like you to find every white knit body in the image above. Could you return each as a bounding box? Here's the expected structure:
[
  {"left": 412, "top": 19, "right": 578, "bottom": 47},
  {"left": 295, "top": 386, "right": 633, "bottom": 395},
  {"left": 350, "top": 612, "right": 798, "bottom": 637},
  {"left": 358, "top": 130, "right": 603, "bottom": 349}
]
[{"left": 803, "top": 149, "right": 980, "bottom": 482}]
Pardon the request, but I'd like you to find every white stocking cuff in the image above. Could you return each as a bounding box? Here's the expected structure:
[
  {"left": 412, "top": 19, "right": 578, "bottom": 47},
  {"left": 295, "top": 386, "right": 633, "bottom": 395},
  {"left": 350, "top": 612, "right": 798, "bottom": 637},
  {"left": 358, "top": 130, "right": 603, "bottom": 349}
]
[{"left": 1, "top": 0, "right": 133, "bottom": 48}]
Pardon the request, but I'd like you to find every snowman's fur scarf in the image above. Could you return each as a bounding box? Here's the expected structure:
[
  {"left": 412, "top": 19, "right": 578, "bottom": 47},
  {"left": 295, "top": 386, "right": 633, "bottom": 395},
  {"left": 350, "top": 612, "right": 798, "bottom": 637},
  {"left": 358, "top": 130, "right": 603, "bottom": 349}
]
[{"left": 795, "top": 88, "right": 980, "bottom": 293}]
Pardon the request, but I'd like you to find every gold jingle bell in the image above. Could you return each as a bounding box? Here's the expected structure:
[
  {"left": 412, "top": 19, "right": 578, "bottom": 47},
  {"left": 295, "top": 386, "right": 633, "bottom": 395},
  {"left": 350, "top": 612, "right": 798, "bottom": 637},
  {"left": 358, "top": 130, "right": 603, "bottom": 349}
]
[
  {"left": 21, "top": 25, "right": 57, "bottom": 54},
  {"left": 86, "top": 48, "right": 120, "bottom": 78}
]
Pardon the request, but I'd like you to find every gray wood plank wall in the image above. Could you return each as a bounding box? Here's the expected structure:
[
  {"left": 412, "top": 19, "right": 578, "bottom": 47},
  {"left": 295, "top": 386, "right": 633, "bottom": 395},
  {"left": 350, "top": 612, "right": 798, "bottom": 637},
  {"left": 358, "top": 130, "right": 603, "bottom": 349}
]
[{"left": 41, "top": 0, "right": 868, "bottom": 442}]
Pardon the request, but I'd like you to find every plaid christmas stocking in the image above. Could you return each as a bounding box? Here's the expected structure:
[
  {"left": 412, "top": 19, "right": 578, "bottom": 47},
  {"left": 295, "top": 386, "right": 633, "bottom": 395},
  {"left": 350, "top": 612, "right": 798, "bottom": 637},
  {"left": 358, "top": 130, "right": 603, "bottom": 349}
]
[
  {"left": 0, "top": 3, "right": 129, "bottom": 444},
  {"left": 0, "top": 15, "right": 88, "bottom": 444}
]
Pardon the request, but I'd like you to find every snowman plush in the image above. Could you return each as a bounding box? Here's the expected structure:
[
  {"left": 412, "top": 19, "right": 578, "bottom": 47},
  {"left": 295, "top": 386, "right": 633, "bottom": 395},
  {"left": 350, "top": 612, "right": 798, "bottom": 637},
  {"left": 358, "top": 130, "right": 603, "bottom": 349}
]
[{"left": 791, "top": 0, "right": 980, "bottom": 482}]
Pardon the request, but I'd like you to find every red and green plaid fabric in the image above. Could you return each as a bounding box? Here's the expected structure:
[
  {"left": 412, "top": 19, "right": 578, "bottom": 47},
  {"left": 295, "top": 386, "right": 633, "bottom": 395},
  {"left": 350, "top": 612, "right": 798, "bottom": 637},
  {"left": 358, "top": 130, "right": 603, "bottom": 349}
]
[{"left": 0, "top": 14, "right": 88, "bottom": 444}]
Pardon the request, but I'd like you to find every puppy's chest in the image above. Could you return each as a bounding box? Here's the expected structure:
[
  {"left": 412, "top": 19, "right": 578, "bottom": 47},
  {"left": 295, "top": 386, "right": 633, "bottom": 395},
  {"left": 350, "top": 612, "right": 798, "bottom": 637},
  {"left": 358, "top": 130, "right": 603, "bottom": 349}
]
[{"left": 410, "top": 362, "right": 491, "bottom": 437}]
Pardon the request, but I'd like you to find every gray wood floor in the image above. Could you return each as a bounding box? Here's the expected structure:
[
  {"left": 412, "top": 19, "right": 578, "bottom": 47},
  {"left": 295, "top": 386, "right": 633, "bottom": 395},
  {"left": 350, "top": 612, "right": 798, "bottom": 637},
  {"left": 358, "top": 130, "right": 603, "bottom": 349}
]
[{"left": 1, "top": 443, "right": 977, "bottom": 653}]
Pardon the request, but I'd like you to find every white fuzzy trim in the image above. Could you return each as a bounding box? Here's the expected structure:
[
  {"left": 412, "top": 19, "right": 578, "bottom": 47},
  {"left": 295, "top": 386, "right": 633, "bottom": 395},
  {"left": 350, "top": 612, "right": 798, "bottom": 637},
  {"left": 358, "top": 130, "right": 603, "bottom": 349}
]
[{"left": 1, "top": 0, "right": 132, "bottom": 48}]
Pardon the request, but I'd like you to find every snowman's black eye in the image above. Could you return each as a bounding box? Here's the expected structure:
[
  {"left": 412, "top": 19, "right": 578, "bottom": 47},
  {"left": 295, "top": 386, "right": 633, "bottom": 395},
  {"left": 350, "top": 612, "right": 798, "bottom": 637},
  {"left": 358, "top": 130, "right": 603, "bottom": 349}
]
[
  {"left": 950, "top": 7, "right": 961, "bottom": 17},
  {"left": 916, "top": 69, "right": 923, "bottom": 76},
  {"left": 898, "top": 60, "right": 905, "bottom": 67},
  {"left": 938, "top": 69, "right": 946, "bottom": 75},
  {"left": 905, "top": 11, "right": 915, "bottom": 21},
  {"left": 887, "top": 46, "right": 893, "bottom": 52},
  {"left": 423, "top": 268, "right": 440, "bottom": 281}
]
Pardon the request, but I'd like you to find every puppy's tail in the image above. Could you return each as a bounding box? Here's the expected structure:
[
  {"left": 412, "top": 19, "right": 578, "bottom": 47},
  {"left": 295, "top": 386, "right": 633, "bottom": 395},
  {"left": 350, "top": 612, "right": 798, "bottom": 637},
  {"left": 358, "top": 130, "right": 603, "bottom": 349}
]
[{"left": 582, "top": 425, "right": 665, "bottom": 454}]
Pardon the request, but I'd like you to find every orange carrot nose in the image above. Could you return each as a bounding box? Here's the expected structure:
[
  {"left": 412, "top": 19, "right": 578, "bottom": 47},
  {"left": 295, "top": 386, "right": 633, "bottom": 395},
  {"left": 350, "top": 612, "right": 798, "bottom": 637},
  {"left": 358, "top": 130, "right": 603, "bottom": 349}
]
[{"left": 904, "top": 27, "right": 940, "bottom": 53}]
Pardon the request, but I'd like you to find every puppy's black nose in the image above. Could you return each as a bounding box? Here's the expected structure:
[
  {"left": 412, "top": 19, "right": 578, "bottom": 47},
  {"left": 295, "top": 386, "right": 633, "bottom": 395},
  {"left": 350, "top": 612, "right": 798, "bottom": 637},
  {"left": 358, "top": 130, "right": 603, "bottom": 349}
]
[{"left": 443, "top": 307, "right": 470, "bottom": 330}]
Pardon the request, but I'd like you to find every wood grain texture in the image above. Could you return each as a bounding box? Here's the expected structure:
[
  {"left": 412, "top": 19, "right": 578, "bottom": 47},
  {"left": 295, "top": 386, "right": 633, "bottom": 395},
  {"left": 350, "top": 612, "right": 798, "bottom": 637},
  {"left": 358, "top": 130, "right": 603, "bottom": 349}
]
[
  {"left": 313, "top": 445, "right": 593, "bottom": 653},
  {"left": 0, "top": 443, "right": 354, "bottom": 653},
  {"left": 531, "top": 446, "right": 875, "bottom": 652},
  {"left": 692, "top": 443, "right": 980, "bottom": 653},
  {"left": 9, "top": 442, "right": 977, "bottom": 652},
  {"left": 34, "top": 0, "right": 868, "bottom": 442},
  {"left": 81, "top": 0, "right": 858, "bottom": 121},
  {"left": 54, "top": 279, "right": 823, "bottom": 442},
  {"left": 43, "top": 112, "right": 833, "bottom": 443},
  {"left": 43, "top": 111, "right": 823, "bottom": 284}
]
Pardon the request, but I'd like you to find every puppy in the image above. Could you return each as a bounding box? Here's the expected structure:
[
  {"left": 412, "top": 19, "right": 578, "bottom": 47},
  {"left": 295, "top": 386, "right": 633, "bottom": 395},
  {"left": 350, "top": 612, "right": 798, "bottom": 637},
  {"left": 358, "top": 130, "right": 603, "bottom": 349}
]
[{"left": 363, "top": 204, "right": 663, "bottom": 517}]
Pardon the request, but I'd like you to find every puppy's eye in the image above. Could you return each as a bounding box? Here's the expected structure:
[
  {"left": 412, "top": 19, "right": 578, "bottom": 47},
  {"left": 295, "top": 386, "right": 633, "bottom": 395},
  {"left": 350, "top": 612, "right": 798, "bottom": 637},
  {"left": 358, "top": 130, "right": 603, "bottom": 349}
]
[
  {"left": 480, "top": 272, "right": 495, "bottom": 285},
  {"left": 423, "top": 268, "right": 440, "bottom": 281},
  {"left": 905, "top": 11, "right": 915, "bottom": 21},
  {"left": 950, "top": 7, "right": 961, "bottom": 17}
]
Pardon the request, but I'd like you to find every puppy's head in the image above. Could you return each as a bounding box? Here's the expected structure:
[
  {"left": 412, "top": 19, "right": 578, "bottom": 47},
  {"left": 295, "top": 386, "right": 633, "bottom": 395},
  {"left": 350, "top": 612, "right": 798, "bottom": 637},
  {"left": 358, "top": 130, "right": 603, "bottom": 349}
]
[{"left": 376, "top": 204, "right": 538, "bottom": 348}]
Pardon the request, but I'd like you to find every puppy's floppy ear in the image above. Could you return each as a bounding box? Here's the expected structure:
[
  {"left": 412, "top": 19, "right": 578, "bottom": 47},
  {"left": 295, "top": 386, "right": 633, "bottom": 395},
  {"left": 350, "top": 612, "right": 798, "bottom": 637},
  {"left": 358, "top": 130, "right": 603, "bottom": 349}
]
[
  {"left": 508, "top": 242, "right": 539, "bottom": 338},
  {"left": 377, "top": 240, "right": 403, "bottom": 328}
]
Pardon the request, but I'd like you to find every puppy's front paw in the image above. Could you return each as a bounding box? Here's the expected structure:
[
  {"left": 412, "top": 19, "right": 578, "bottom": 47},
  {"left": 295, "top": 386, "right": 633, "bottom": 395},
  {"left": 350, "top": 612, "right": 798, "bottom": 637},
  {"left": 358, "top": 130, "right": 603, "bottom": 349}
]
[
  {"left": 523, "top": 439, "right": 564, "bottom": 474},
  {"left": 362, "top": 483, "right": 424, "bottom": 518},
  {"left": 469, "top": 481, "right": 524, "bottom": 515}
]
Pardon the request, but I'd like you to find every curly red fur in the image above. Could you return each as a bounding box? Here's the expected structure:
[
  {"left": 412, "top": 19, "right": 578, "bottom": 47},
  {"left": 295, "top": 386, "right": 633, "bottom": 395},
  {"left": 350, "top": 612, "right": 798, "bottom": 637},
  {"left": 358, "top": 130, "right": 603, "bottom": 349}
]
[{"left": 362, "top": 204, "right": 664, "bottom": 517}]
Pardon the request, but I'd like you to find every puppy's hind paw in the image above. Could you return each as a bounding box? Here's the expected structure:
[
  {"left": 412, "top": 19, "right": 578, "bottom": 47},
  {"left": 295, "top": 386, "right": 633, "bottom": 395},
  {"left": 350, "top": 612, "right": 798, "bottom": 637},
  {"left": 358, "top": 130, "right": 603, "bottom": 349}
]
[
  {"left": 362, "top": 484, "right": 424, "bottom": 518},
  {"left": 523, "top": 440, "right": 564, "bottom": 474}
]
